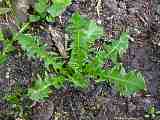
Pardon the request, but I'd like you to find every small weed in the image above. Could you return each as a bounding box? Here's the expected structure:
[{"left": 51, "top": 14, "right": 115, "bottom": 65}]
[
  {"left": 0, "top": 0, "right": 146, "bottom": 102},
  {"left": 26, "top": 12, "right": 145, "bottom": 101}
]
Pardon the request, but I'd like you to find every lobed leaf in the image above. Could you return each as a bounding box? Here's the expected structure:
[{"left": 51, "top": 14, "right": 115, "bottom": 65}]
[
  {"left": 94, "top": 63, "right": 145, "bottom": 96},
  {"left": 47, "top": 0, "right": 72, "bottom": 18},
  {"left": 16, "top": 33, "right": 63, "bottom": 69},
  {"left": 104, "top": 32, "right": 129, "bottom": 63},
  {"left": 35, "top": 0, "right": 48, "bottom": 14},
  {"left": 28, "top": 75, "right": 65, "bottom": 101},
  {"left": 86, "top": 32, "right": 145, "bottom": 95},
  {"left": 28, "top": 80, "right": 50, "bottom": 101},
  {"left": 66, "top": 12, "right": 104, "bottom": 72}
]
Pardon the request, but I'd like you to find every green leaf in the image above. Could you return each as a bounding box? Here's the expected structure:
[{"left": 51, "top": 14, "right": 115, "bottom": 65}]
[
  {"left": 70, "top": 72, "right": 89, "bottom": 88},
  {"left": 28, "top": 75, "right": 65, "bottom": 101},
  {"left": 96, "top": 64, "right": 145, "bottom": 96},
  {"left": 0, "top": 54, "right": 7, "bottom": 64},
  {"left": 29, "top": 15, "right": 41, "bottom": 22},
  {"left": 0, "top": 30, "right": 4, "bottom": 39},
  {"left": 85, "top": 32, "right": 145, "bottom": 95},
  {"left": 3, "top": 40, "right": 15, "bottom": 53},
  {"left": 48, "top": 76, "right": 65, "bottom": 88},
  {"left": 0, "top": 31, "right": 14, "bottom": 65},
  {"left": 16, "top": 33, "right": 63, "bottom": 69},
  {"left": 28, "top": 79, "right": 51, "bottom": 101},
  {"left": 66, "top": 12, "right": 104, "bottom": 72},
  {"left": 46, "top": 15, "right": 55, "bottom": 22},
  {"left": 4, "top": 95, "right": 20, "bottom": 104},
  {"left": 35, "top": 0, "right": 48, "bottom": 14},
  {"left": 105, "top": 32, "right": 129, "bottom": 63},
  {"left": 87, "top": 32, "right": 129, "bottom": 70},
  {"left": 47, "top": 0, "right": 72, "bottom": 18}
]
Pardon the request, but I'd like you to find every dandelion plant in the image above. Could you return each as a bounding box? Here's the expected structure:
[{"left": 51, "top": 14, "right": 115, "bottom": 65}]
[{"left": 26, "top": 12, "right": 145, "bottom": 101}]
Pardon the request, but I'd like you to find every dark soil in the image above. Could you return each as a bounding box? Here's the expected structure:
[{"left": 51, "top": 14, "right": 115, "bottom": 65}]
[{"left": 1, "top": 0, "right": 160, "bottom": 120}]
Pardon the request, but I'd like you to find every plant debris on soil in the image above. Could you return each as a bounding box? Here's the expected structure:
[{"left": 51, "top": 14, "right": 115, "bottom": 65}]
[{"left": 1, "top": 0, "right": 160, "bottom": 120}]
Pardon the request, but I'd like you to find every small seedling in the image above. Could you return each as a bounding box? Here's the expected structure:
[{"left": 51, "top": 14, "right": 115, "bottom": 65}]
[
  {"left": 24, "top": 12, "right": 145, "bottom": 101},
  {"left": 0, "top": 0, "right": 146, "bottom": 102}
]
